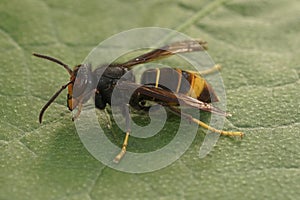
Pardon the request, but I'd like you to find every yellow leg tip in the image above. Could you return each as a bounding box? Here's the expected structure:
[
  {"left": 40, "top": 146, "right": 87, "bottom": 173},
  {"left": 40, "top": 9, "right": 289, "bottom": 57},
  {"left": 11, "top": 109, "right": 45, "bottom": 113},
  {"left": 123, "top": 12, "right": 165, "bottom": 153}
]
[
  {"left": 113, "top": 156, "right": 121, "bottom": 164},
  {"left": 113, "top": 152, "right": 123, "bottom": 163},
  {"left": 214, "top": 64, "right": 222, "bottom": 71},
  {"left": 221, "top": 131, "right": 244, "bottom": 138},
  {"left": 113, "top": 148, "right": 126, "bottom": 163},
  {"left": 113, "top": 132, "right": 130, "bottom": 163}
]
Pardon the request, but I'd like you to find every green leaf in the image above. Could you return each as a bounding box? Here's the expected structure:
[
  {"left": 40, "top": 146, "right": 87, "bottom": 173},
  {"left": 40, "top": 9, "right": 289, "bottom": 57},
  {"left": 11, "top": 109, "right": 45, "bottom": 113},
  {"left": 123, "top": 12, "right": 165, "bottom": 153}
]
[{"left": 1, "top": 0, "right": 299, "bottom": 200}]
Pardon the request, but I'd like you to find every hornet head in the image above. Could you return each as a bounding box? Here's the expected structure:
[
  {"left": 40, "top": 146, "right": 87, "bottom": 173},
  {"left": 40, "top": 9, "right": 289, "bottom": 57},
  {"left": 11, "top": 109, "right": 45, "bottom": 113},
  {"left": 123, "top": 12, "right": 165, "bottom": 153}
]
[{"left": 33, "top": 53, "right": 95, "bottom": 123}]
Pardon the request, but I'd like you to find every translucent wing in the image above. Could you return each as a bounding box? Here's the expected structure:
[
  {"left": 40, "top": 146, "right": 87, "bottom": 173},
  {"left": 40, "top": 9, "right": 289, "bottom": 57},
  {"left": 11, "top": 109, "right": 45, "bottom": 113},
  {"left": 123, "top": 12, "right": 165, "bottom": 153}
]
[{"left": 120, "top": 39, "right": 208, "bottom": 69}]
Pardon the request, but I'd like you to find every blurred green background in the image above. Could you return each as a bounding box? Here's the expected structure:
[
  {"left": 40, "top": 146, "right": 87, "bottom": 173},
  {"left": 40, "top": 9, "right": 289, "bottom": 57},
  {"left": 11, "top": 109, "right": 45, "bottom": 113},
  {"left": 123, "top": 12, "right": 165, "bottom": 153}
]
[{"left": 1, "top": 0, "right": 299, "bottom": 199}]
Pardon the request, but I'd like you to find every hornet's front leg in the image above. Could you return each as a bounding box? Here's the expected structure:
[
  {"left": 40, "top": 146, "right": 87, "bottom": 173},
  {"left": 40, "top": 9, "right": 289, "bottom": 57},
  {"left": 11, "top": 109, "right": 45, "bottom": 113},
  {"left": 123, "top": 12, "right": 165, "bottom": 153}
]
[{"left": 113, "top": 104, "right": 131, "bottom": 163}]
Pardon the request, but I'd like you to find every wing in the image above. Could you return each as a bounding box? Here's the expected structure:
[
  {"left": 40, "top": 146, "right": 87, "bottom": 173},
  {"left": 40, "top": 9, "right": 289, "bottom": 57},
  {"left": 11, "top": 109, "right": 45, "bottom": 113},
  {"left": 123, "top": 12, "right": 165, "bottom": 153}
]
[
  {"left": 120, "top": 39, "right": 208, "bottom": 69},
  {"left": 116, "top": 81, "right": 229, "bottom": 117}
]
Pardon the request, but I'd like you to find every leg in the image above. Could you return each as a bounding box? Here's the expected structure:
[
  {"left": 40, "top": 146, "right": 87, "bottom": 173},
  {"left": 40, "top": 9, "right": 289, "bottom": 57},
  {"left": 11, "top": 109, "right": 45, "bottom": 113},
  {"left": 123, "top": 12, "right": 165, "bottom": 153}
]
[
  {"left": 104, "top": 109, "right": 112, "bottom": 129},
  {"left": 113, "top": 104, "right": 131, "bottom": 163},
  {"left": 72, "top": 89, "right": 95, "bottom": 121},
  {"left": 72, "top": 102, "right": 83, "bottom": 121},
  {"left": 199, "top": 64, "right": 222, "bottom": 76},
  {"left": 168, "top": 106, "right": 244, "bottom": 138}
]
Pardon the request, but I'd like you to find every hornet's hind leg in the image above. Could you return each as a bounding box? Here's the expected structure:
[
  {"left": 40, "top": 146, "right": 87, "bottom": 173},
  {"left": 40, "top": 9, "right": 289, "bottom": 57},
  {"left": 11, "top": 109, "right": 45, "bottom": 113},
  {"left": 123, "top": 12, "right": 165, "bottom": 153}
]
[
  {"left": 199, "top": 64, "right": 222, "bottom": 76},
  {"left": 168, "top": 106, "right": 244, "bottom": 138}
]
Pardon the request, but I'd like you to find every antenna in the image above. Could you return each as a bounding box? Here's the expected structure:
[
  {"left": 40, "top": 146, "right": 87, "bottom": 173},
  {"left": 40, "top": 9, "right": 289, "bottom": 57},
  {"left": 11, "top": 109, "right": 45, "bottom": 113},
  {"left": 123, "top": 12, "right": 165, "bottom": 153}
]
[{"left": 33, "top": 53, "right": 73, "bottom": 75}]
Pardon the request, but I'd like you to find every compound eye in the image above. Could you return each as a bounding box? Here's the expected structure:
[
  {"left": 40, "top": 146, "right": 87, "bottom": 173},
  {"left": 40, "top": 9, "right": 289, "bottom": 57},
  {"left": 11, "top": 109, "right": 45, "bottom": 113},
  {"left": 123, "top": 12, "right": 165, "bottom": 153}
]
[{"left": 73, "top": 65, "right": 89, "bottom": 98}]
